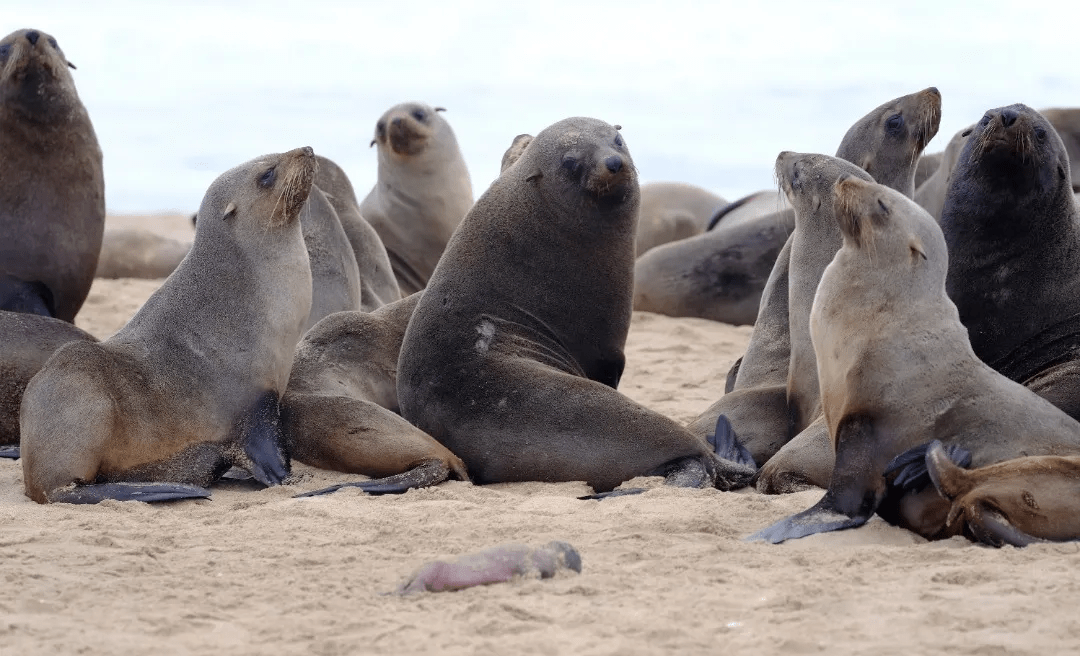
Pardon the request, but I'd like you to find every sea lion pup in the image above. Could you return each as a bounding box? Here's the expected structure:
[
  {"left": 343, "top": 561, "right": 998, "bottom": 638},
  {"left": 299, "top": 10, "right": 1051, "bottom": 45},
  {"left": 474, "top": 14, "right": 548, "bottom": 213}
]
[
  {"left": 299, "top": 186, "right": 363, "bottom": 331},
  {"left": 281, "top": 292, "right": 470, "bottom": 496},
  {"left": 634, "top": 182, "right": 727, "bottom": 256},
  {"left": 361, "top": 102, "right": 473, "bottom": 296},
  {"left": 0, "top": 311, "right": 96, "bottom": 458},
  {"left": 500, "top": 134, "right": 533, "bottom": 172},
  {"left": 19, "top": 147, "right": 316, "bottom": 504},
  {"left": 689, "top": 87, "right": 942, "bottom": 471},
  {"left": 312, "top": 155, "right": 400, "bottom": 311},
  {"left": 95, "top": 229, "right": 191, "bottom": 279},
  {"left": 0, "top": 28, "right": 104, "bottom": 321},
  {"left": 913, "top": 125, "right": 972, "bottom": 222},
  {"left": 705, "top": 190, "right": 791, "bottom": 231},
  {"left": 749, "top": 176, "right": 1080, "bottom": 544},
  {"left": 942, "top": 104, "right": 1080, "bottom": 421},
  {"left": 396, "top": 541, "right": 582, "bottom": 594},
  {"left": 1040, "top": 108, "right": 1080, "bottom": 192},
  {"left": 398, "top": 117, "right": 755, "bottom": 494}
]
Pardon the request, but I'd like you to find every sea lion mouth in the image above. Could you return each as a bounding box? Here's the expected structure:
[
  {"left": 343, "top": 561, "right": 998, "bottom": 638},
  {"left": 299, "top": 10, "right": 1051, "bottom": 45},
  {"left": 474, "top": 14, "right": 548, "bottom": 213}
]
[
  {"left": 581, "top": 156, "right": 635, "bottom": 207},
  {"left": 388, "top": 118, "right": 428, "bottom": 156},
  {"left": 911, "top": 87, "right": 943, "bottom": 155},
  {"left": 272, "top": 147, "right": 316, "bottom": 226}
]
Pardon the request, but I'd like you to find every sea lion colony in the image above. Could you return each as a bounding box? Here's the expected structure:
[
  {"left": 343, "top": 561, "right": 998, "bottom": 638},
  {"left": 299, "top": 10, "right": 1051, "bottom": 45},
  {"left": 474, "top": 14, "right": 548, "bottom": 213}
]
[{"left": 3, "top": 26, "right": 1080, "bottom": 552}]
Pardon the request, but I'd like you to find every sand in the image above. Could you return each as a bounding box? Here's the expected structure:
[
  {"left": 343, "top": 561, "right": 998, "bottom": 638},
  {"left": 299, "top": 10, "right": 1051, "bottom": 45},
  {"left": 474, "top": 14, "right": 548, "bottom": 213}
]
[{"left": 4, "top": 216, "right": 1079, "bottom": 655}]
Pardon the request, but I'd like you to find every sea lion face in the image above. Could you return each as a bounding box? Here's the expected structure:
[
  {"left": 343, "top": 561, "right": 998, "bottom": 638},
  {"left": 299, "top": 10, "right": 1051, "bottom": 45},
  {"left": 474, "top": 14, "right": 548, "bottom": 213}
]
[
  {"left": 833, "top": 174, "right": 947, "bottom": 280},
  {"left": 198, "top": 147, "right": 317, "bottom": 235},
  {"left": 836, "top": 87, "right": 942, "bottom": 191},
  {"left": 524, "top": 117, "right": 637, "bottom": 214},
  {"left": 954, "top": 104, "right": 1070, "bottom": 199},
  {"left": 775, "top": 151, "right": 872, "bottom": 216},
  {"left": 372, "top": 102, "right": 447, "bottom": 157},
  {"left": 0, "top": 28, "right": 78, "bottom": 118}
]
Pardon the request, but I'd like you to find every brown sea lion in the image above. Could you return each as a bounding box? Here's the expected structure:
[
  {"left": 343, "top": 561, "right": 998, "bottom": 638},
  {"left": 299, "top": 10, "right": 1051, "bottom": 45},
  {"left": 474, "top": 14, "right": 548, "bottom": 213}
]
[
  {"left": 397, "top": 117, "right": 755, "bottom": 494},
  {"left": 0, "top": 28, "right": 104, "bottom": 321},
  {"left": 312, "top": 155, "right": 400, "bottom": 311},
  {"left": 914, "top": 151, "right": 943, "bottom": 189},
  {"left": 282, "top": 292, "right": 470, "bottom": 496},
  {"left": 94, "top": 229, "right": 191, "bottom": 280},
  {"left": 706, "top": 190, "right": 791, "bottom": 231},
  {"left": 300, "top": 186, "right": 362, "bottom": 331},
  {"left": 942, "top": 104, "right": 1080, "bottom": 422},
  {"left": 634, "top": 182, "right": 727, "bottom": 256},
  {"left": 360, "top": 102, "right": 473, "bottom": 296},
  {"left": 396, "top": 541, "right": 582, "bottom": 594},
  {"left": 1040, "top": 108, "right": 1080, "bottom": 192},
  {"left": 0, "top": 311, "right": 96, "bottom": 457},
  {"left": 913, "top": 125, "right": 972, "bottom": 221},
  {"left": 19, "top": 148, "right": 316, "bottom": 504},
  {"left": 749, "top": 175, "right": 1080, "bottom": 543},
  {"left": 689, "top": 87, "right": 942, "bottom": 474}
]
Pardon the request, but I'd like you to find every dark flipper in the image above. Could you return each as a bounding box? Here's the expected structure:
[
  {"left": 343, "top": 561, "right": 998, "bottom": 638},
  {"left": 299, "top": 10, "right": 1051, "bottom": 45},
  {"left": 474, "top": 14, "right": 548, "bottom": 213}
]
[
  {"left": 0, "top": 446, "right": 19, "bottom": 459},
  {"left": 48, "top": 482, "right": 211, "bottom": 504},
  {"left": 578, "top": 488, "right": 648, "bottom": 501},
  {"left": 0, "top": 277, "right": 55, "bottom": 318},
  {"left": 747, "top": 415, "right": 881, "bottom": 543},
  {"left": 724, "top": 357, "right": 743, "bottom": 394},
  {"left": 579, "top": 456, "right": 710, "bottom": 500},
  {"left": 968, "top": 506, "right": 1050, "bottom": 548},
  {"left": 708, "top": 414, "right": 757, "bottom": 469},
  {"left": 885, "top": 440, "right": 972, "bottom": 494},
  {"left": 238, "top": 391, "right": 290, "bottom": 487},
  {"left": 706, "top": 193, "right": 760, "bottom": 231},
  {"left": 294, "top": 459, "right": 451, "bottom": 498}
]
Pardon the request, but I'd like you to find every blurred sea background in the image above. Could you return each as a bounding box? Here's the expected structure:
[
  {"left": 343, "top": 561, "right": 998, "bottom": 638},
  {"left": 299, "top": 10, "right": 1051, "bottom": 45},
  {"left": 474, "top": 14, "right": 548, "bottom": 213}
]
[{"left": 10, "top": 0, "right": 1078, "bottom": 213}]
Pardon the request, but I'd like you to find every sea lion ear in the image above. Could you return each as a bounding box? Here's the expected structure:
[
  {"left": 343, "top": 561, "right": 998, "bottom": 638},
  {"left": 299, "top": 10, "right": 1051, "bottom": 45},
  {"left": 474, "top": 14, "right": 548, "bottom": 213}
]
[
  {"left": 222, "top": 202, "right": 237, "bottom": 220},
  {"left": 614, "top": 124, "right": 622, "bottom": 131},
  {"left": 434, "top": 107, "right": 447, "bottom": 112},
  {"left": 369, "top": 139, "right": 376, "bottom": 147},
  {"left": 67, "top": 60, "right": 77, "bottom": 69},
  {"left": 961, "top": 128, "right": 973, "bottom": 137},
  {"left": 526, "top": 171, "right": 543, "bottom": 184}
]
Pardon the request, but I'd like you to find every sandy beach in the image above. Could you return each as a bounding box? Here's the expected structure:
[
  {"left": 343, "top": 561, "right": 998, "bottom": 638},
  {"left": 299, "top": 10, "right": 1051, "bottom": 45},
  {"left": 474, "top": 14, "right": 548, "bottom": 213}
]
[{"left": 3, "top": 215, "right": 1079, "bottom": 655}]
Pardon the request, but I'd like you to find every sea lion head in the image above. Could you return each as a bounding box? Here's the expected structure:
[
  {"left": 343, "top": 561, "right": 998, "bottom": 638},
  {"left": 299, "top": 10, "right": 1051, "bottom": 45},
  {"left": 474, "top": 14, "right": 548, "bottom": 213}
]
[
  {"left": 836, "top": 87, "right": 942, "bottom": 195},
  {"left": 775, "top": 151, "right": 872, "bottom": 217},
  {"left": 0, "top": 28, "right": 79, "bottom": 119},
  {"left": 833, "top": 174, "right": 947, "bottom": 283},
  {"left": 500, "top": 133, "right": 533, "bottom": 173},
  {"left": 197, "top": 147, "right": 317, "bottom": 237},
  {"left": 954, "top": 104, "right": 1071, "bottom": 200},
  {"left": 520, "top": 117, "right": 638, "bottom": 215},
  {"left": 371, "top": 101, "right": 450, "bottom": 158}
]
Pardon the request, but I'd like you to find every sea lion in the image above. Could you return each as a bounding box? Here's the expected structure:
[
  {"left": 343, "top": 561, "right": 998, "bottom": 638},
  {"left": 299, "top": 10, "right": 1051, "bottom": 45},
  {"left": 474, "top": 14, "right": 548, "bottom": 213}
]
[
  {"left": 500, "top": 134, "right": 533, "bottom": 173},
  {"left": 914, "top": 151, "right": 943, "bottom": 189},
  {"left": 942, "top": 104, "right": 1080, "bottom": 422},
  {"left": 1040, "top": 108, "right": 1080, "bottom": 192},
  {"left": 749, "top": 175, "right": 1080, "bottom": 543},
  {"left": 705, "top": 190, "right": 791, "bottom": 231},
  {"left": 913, "top": 125, "right": 972, "bottom": 221},
  {"left": 396, "top": 541, "right": 582, "bottom": 594},
  {"left": 361, "top": 102, "right": 473, "bottom": 295},
  {"left": 95, "top": 229, "right": 191, "bottom": 279},
  {"left": 0, "top": 311, "right": 96, "bottom": 457},
  {"left": 689, "top": 87, "right": 942, "bottom": 472},
  {"left": 312, "top": 155, "right": 400, "bottom": 311},
  {"left": 634, "top": 182, "right": 727, "bottom": 256},
  {"left": 397, "top": 117, "right": 755, "bottom": 494},
  {"left": 19, "top": 147, "right": 316, "bottom": 504},
  {"left": 300, "top": 186, "right": 363, "bottom": 331},
  {"left": 282, "top": 292, "right": 470, "bottom": 496},
  {"left": 0, "top": 28, "right": 104, "bottom": 321}
]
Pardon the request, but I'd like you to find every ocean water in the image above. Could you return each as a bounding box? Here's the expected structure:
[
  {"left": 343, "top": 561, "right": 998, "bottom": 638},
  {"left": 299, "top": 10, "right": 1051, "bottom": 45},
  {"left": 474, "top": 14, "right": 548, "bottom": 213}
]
[{"left": 8, "top": 0, "right": 1079, "bottom": 213}]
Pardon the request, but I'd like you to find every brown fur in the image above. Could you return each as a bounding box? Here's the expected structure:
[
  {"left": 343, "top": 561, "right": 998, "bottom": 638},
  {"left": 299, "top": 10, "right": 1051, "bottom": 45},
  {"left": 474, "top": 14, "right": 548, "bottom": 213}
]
[
  {"left": 634, "top": 182, "right": 727, "bottom": 256},
  {"left": 0, "top": 28, "right": 104, "bottom": 321},
  {"left": 95, "top": 229, "right": 191, "bottom": 280}
]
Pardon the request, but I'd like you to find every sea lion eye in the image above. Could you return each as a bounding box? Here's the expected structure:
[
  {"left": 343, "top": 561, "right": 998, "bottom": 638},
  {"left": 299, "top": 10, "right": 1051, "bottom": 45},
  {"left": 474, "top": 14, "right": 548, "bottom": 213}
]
[
  {"left": 561, "top": 155, "right": 581, "bottom": 174},
  {"left": 258, "top": 167, "right": 276, "bottom": 188},
  {"left": 412, "top": 109, "right": 427, "bottom": 122},
  {"left": 1035, "top": 126, "right": 1047, "bottom": 143},
  {"left": 885, "top": 114, "right": 903, "bottom": 132},
  {"left": 0, "top": 45, "right": 10, "bottom": 59},
  {"left": 614, "top": 133, "right": 624, "bottom": 147},
  {"left": 980, "top": 115, "right": 992, "bottom": 127},
  {"left": 48, "top": 37, "right": 58, "bottom": 49}
]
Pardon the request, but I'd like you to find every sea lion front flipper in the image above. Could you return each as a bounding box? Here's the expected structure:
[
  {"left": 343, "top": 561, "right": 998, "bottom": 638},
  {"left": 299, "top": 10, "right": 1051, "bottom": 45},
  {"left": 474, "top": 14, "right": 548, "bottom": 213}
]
[
  {"left": 0, "top": 446, "right": 19, "bottom": 459},
  {"left": 581, "top": 456, "right": 714, "bottom": 499},
  {"left": 47, "top": 482, "right": 211, "bottom": 504},
  {"left": 745, "top": 490, "right": 872, "bottom": 544},
  {"left": 293, "top": 459, "right": 452, "bottom": 498},
  {"left": 967, "top": 504, "right": 1052, "bottom": 548},
  {"left": 885, "top": 440, "right": 972, "bottom": 494},
  {"left": 237, "top": 391, "right": 290, "bottom": 487}
]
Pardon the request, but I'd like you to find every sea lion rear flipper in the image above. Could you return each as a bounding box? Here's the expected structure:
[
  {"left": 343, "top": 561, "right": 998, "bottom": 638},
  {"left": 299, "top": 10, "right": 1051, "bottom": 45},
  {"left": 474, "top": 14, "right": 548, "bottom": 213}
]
[
  {"left": 0, "top": 277, "right": 55, "bottom": 318},
  {"left": 968, "top": 504, "right": 1051, "bottom": 548},
  {"left": 746, "top": 490, "right": 872, "bottom": 544},
  {"left": 0, "top": 446, "right": 19, "bottom": 459},
  {"left": 293, "top": 459, "right": 452, "bottom": 498},
  {"left": 47, "top": 482, "right": 211, "bottom": 504},
  {"left": 724, "top": 357, "right": 743, "bottom": 394},
  {"left": 885, "top": 440, "right": 972, "bottom": 494},
  {"left": 707, "top": 414, "right": 757, "bottom": 469},
  {"left": 238, "top": 391, "right": 290, "bottom": 487}
]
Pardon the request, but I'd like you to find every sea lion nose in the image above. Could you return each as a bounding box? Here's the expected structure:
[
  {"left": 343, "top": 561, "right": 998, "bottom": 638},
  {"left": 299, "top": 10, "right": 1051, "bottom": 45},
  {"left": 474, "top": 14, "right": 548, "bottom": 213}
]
[
  {"left": 926, "top": 87, "right": 941, "bottom": 97},
  {"left": 605, "top": 155, "right": 623, "bottom": 174},
  {"left": 1000, "top": 108, "right": 1019, "bottom": 128},
  {"left": 391, "top": 117, "right": 403, "bottom": 127},
  {"left": 25, "top": 31, "right": 40, "bottom": 46},
  {"left": 301, "top": 146, "right": 314, "bottom": 157}
]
